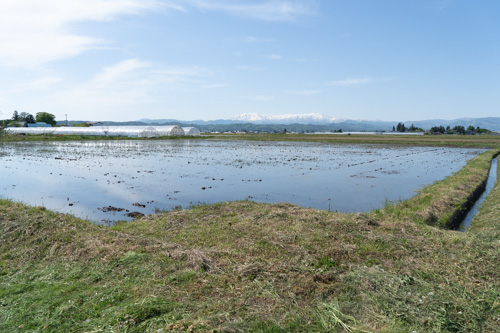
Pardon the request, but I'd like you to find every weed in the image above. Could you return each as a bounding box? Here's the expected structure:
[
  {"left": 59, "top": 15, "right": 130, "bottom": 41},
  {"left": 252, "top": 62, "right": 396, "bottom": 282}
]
[{"left": 315, "top": 256, "right": 339, "bottom": 269}]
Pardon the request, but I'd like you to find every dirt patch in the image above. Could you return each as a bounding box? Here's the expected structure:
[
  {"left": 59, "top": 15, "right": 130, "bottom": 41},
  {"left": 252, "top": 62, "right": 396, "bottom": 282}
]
[
  {"left": 99, "top": 206, "right": 129, "bottom": 213},
  {"left": 126, "top": 211, "right": 144, "bottom": 218}
]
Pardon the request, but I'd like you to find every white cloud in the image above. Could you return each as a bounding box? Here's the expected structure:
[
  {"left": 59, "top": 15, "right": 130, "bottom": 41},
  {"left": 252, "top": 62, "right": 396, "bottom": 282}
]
[
  {"left": 186, "top": 0, "right": 316, "bottom": 22},
  {"left": 0, "top": 1, "right": 313, "bottom": 68},
  {"left": 327, "top": 77, "right": 372, "bottom": 86},
  {"left": 0, "top": 0, "right": 172, "bottom": 67}
]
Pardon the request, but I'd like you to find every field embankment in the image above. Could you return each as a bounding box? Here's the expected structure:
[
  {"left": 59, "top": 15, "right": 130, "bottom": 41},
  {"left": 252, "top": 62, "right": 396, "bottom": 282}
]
[
  {"left": 205, "top": 133, "right": 500, "bottom": 149},
  {"left": 1, "top": 142, "right": 499, "bottom": 331},
  {"left": 2, "top": 131, "right": 500, "bottom": 148}
]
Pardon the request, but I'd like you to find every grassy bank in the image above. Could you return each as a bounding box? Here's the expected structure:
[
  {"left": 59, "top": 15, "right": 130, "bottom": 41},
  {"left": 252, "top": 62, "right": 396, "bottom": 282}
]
[{"left": 1, "top": 145, "right": 499, "bottom": 331}]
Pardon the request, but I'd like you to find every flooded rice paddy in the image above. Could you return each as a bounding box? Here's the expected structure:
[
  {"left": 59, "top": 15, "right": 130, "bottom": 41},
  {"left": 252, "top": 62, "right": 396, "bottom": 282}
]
[{"left": 0, "top": 140, "right": 486, "bottom": 224}]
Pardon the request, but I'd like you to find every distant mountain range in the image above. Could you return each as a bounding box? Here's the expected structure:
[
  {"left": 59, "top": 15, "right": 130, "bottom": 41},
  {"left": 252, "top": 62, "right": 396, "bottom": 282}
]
[
  {"left": 135, "top": 113, "right": 500, "bottom": 132},
  {"left": 138, "top": 113, "right": 342, "bottom": 125},
  {"left": 230, "top": 113, "right": 342, "bottom": 124}
]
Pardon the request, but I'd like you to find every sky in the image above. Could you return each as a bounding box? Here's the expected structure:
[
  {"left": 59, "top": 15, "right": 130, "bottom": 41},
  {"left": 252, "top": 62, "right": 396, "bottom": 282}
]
[{"left": 0, "top": 0, "right": 499, "bottom": 122}]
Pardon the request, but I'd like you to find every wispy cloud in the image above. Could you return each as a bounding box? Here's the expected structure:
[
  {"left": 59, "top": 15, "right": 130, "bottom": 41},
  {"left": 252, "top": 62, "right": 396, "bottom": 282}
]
[
  {"left": 186, "top": 0, "right": 316, "bottom": 22},
  {"left": 33, "top": 59, "right": 211, "bottom": 118},
  {"left": 88, "top": 59, "right": 211, "bottom": 91},
  {"left": 327, "top": 77, "right": 372, "bottom": 86},
  {"left": 93, "top": 59, "right": 151, "bottom": 85},
  {"left": 250, "top": 95, "right": 274, "bottom": 101},
  {"left": 7, "top": 76, "right": 63, "bottom": 94},
  {"left": 266, "top": 54, "right": 283, "bottom": 60},
  {"left": 0, "top": 0, "right": 173, "bottom": 68}
]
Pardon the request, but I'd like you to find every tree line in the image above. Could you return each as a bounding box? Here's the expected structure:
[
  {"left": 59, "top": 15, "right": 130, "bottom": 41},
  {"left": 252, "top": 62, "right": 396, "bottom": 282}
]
[
  {"left": 1, "top": 110, "right": 56, "bottom": 127},
  {"left": 394, "top": 122, "right": 491, "bottom": 135},
  {"left": 393, "top": 123, "right": 424, "bottom": 133},
  {"left": 427, "top": 125, "right": 490, "bottom": 135}
]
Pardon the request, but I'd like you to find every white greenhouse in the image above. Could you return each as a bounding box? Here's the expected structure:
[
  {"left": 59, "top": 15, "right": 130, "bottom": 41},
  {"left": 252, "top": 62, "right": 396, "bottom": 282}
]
[
  {"left": 182, "top": 127, "right": 201, "bottom": 136},
  {"left": 4, "top": 125, "right": 197, "bottom": 137}
]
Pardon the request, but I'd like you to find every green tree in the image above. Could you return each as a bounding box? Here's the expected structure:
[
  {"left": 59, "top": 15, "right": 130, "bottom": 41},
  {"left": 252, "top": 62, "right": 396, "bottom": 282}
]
[
  {"left": 25, "top": 114, "right": 35, "bottom": 124},
  {"left": 19, "top": 112, "right": 35, "bottom": 124},
  {"left": 453, "top": 125, "right": 466, "bottom": 135},
  {"left": 35, "top": 112, "right": 56, "bottom": 126},
  {"left": 430, "top": 125, "right": 445, "bottom": 134},
  {"left": 12, "top": 110, "right": 19, "bottom": 121}
]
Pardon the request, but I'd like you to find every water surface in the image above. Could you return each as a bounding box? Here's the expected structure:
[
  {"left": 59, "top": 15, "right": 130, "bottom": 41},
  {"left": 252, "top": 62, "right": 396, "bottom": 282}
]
[{"left": 0, "top": 140, "right": 486, "bottom": 224}]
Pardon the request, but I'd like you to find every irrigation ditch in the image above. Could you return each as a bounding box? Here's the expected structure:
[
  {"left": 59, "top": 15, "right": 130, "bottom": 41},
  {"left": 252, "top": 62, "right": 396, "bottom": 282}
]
[
  {"left": 458, "top": 155, "right": 499, "bottom": 230},
  {"left": 446, "top": 152, "right": 500, "bottom": 230}
]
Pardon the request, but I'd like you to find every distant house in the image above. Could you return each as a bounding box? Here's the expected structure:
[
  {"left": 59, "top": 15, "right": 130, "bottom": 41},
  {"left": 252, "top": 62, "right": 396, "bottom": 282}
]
[
  {"left": 85, "top": 122, "right": 104, "bottom": 126},
  {"left": 28, "top": 122, "right": 51, "bottom": 127}
]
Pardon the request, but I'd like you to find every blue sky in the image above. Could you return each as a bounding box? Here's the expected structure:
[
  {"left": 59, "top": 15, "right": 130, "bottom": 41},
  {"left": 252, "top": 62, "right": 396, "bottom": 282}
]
[{"left": 0, "top": 0, "right": 498, "bottom": 122}]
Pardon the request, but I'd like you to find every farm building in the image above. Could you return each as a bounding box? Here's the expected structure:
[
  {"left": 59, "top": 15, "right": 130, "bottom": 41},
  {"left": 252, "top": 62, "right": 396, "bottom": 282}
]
[
  {"left": 5, "top": 125, "right": 200, "bottom": 137},
  {"left": 27, "top": 122, "right": 52, "bottom": 127}
]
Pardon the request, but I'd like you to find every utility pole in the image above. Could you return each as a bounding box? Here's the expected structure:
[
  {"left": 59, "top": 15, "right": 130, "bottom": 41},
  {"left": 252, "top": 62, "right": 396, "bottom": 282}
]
[{"left": 65, "top": 114, "right": 68, "bottom": 127}]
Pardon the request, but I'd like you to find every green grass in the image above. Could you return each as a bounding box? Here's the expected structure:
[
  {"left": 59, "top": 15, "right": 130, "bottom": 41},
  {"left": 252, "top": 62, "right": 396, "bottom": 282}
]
[{"left": 1, "top": 138, "right": 500, "bottom": 331}]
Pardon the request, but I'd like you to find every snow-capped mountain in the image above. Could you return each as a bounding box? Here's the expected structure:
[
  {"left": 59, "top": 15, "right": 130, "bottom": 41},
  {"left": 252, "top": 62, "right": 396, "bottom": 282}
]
[{"left": 231, "top": 113, "right": 341, "bottom": 124}]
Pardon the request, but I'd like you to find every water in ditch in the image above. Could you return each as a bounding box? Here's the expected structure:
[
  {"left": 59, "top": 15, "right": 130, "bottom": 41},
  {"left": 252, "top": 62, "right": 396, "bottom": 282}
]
[{"left": 459, "top": 156, "right": 498, "bottom": 231}]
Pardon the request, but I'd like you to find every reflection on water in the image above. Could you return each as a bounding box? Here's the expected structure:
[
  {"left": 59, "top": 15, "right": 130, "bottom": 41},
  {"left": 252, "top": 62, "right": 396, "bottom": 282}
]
[{"left": 0, "top": 140, "right": 486, "bottom": 224}]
